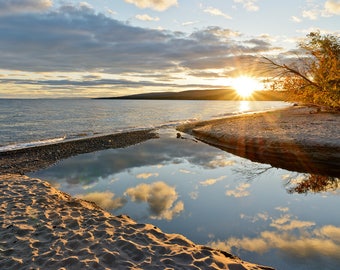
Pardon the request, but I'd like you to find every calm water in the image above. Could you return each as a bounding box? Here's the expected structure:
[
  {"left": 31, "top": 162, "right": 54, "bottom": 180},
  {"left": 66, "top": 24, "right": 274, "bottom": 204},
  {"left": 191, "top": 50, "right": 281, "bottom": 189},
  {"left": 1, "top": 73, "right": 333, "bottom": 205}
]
[
  {"left": 29, "top": 129, "right": 340, "bottom": 270},
  {"left": 0, "top": 99, "right": 288, "bottom": 150}
]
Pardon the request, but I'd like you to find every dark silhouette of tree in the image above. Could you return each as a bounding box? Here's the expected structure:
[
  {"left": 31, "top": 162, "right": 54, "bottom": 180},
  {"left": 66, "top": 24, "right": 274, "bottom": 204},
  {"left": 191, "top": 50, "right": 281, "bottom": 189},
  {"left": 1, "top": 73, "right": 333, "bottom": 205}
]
[{"left": 262, "top": 31, "right": 340, "bottom": 109}]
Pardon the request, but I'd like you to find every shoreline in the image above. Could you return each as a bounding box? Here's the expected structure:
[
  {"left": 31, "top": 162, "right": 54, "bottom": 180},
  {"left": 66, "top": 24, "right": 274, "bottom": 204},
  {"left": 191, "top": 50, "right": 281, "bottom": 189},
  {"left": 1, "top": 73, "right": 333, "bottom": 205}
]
[
  {"left": 0, "top": 129, "right": 158, "bottom": 175},
  {"left": 177, "top": 106, "right": 340, "bottom": 177}
]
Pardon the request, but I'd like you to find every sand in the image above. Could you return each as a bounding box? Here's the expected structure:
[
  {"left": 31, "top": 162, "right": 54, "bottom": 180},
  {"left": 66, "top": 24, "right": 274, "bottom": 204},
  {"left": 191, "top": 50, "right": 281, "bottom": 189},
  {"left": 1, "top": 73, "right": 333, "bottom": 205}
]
[
  {"left": 177, "top": 106, "right": 340, "bottom": 177},
  {"left": 0, "top": 174, "right": 273, "bottom": 270}
]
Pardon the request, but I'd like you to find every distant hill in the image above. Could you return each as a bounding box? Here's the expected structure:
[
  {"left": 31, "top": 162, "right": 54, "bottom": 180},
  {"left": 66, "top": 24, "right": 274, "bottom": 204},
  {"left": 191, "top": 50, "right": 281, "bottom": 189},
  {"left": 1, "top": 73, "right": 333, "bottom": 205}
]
[{"left": 96, "top": 89, "right": 285, "bottom": 101}]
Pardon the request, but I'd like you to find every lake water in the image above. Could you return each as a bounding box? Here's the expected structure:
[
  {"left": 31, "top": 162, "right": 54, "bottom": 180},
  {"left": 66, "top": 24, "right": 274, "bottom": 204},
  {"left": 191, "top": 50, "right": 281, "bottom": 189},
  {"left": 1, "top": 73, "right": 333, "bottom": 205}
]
[
  {"left": 2, "top": 99, "right": 339, "bottom": 269},
  {"left": 0, "top": 99, "right": 288, "bottom": 150}
]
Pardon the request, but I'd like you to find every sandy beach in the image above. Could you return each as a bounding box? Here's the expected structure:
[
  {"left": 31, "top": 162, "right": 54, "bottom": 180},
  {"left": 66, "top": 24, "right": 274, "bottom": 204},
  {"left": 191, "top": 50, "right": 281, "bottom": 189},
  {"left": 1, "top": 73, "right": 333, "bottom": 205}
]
[
  {"left": 0, "top": 173, "right": 273, "bottom": 269},
  {"left": 177, "top": 106, "right": 340, "bottom": 177}
]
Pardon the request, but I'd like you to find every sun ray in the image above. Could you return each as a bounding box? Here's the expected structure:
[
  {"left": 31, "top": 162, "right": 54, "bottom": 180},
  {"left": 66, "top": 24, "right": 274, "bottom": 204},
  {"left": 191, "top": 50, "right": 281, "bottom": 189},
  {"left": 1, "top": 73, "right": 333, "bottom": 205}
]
[{"left": 231, "top": 76, "right": 260, "bottom": 98}]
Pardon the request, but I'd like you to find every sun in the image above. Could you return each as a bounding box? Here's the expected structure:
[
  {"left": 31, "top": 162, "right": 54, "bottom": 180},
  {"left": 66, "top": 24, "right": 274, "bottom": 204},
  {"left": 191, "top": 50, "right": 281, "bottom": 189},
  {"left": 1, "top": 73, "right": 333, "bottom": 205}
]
[{"left": 231, "top": 76, "right": 260, "bottom": 98}]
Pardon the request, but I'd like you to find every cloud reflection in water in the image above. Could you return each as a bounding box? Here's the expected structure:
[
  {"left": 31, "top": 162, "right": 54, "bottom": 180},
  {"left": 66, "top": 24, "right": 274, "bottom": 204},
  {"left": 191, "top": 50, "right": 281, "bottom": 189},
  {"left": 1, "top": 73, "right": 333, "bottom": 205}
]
[
  {"left": 209, "top": 209, "right": 340, "bottom": 264},
  {"left": 77, "top": 191, "right": 127, "bottom": 210},
  {"left": 125, "top": 181, "right": 184, "bottom": 220},
  {"left": 225, "top": 183, "right": 251, "bottom": 198}
]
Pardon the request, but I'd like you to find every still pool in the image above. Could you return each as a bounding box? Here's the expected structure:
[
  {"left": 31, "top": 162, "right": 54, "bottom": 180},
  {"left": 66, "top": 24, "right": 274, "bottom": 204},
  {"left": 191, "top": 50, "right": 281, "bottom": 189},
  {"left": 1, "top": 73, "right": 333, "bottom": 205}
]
[{"left": 29, "top": 129, "right": 340, "bottom": 270}]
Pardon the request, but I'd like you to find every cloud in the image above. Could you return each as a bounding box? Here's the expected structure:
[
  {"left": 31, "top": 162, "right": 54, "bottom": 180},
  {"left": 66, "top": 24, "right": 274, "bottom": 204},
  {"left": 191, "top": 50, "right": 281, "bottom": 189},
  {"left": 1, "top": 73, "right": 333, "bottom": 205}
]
[
  {"left": 0, "top": 7, "right": 252, "bottom": 73},
  {"left": 124, "top": 181, "right": 184, "bottom": 220},
  {"left": 207, "top": 155, "right": 235, "bottom": 168},
  {"left": 209, "top": 225, "right": 340, "bottom": 262},
  {"left": 136, "top": 172, "right": 159, "bottom": 179},
  {"left": 209, "top": 228, "right": 340, "bottom": 259},
  {"left": 200, "top": 176, "right": 226, "bottom": 186},
  {"left": 275, "top": 206, "right": 289, "bottom": 213},
  {"left": 300, "top": 1, "right": 340, "bottom": 20},
  {"left": 291, "top": 16, "right": 302, "bottom": 23},
  {"left": 203, "top": 7, "right": 232, "bottom": 20},
  {"left": 124, "top": 0, "right": 178, "bottom": 11},
  {"left": 0, "top": 0, "right": 52, "bottom": 15},
  {"left": 324, "top": 0, "right": 340, "bottom": 15},
  {"left": 209, "top": 210, "right": 340, "bottom": 267},
  {"left": 233, "top": 0, "right": 259, "bottom": 12},
  {"left": 225, "top": 183, "right": 251, "bottom": 198},
  {"left": 0, "top": 3, "right": 280, "bottom": 97},
  {"left": 135, "top": 14, "right": 160, "bottom": 21},
  {"left": 182, "top": 21, "right": 199, "bottom": 26},
  {"left": 208, "top": 213, "right": 340, "bottom": 263},
  {"left": 207, "top": 157, "right": 235, "bottom": 168},
  {"left": 302, "top": 9, "right": 319, "bottom": 20},
  {"left": 106, "top": 8, "right": 117, "bottom": 16},
  {"left": 240, "top": 212, "right": 269, "bottom": 223},
  {"left": 179, "top": 169, "right": 194, "bottom": 174},
  {"left": 77, "top": 191, "right": 127, "bottom": 210},
  {"left": 270, "top": 214, "right": 315, "bottom": 231}
]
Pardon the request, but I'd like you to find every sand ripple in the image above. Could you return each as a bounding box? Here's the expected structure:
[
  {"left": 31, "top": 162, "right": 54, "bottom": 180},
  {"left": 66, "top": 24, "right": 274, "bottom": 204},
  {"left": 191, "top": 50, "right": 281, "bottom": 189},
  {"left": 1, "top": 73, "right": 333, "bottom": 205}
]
[{"left": 0, "top": 174, "right": 273, "bottom": 269}]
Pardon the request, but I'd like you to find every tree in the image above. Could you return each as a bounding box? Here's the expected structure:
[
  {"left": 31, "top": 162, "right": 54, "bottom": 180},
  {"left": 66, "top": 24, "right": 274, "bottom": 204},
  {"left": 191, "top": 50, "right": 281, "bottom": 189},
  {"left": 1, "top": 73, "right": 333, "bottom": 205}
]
[{"left": 263, "top": 31, "right": 340, "bottom": 109}]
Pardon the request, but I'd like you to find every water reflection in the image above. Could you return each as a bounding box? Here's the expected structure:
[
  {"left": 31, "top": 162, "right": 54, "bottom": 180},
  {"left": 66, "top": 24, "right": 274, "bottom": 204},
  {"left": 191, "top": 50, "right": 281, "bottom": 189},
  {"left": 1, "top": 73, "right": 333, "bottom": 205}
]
[
  {"left": 29, "top": 130, "right": 340, "bottom": 270},
  {"left": 208, "top": 208, "right": 340, "bottom": 268},
  {"left": 225, "top": 183, "right": 251, "bottom": 198},
  {"left": 285, "top": 174, "right": 340, "bottom": 194},
  {"left": 125, "top": 181, "right": 184, "bottom": 220},
  {"left": 77, "top": 191, "right": 127, "bottom": 210},
  {"left": 239, "top": 100, "right": 250, "bottom": 112}
]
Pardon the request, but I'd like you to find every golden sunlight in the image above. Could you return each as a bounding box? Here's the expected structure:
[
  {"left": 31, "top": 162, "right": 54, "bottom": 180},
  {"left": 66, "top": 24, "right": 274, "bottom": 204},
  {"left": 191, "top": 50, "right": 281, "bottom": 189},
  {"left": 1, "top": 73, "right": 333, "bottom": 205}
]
[{"left": 231, "top": 76, "right": 260, "bottom": 98}]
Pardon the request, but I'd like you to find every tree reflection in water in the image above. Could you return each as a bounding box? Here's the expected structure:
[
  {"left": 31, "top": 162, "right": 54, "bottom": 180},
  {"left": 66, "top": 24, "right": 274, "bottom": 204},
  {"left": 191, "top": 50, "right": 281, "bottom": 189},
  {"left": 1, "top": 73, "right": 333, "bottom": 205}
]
[
  {"left": 285, "top": 174, "right": 340, "bottom": 194},
  {"left": 233, "top": 162, "right": 339, "bottom": 195}
]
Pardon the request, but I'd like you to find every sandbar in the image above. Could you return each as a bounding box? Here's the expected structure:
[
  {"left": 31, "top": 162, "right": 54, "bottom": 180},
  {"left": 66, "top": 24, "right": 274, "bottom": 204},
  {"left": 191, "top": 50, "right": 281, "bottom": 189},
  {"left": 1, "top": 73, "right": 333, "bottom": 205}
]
[{"left": 177, "top": 106, "right": 340, "bottom": 177}]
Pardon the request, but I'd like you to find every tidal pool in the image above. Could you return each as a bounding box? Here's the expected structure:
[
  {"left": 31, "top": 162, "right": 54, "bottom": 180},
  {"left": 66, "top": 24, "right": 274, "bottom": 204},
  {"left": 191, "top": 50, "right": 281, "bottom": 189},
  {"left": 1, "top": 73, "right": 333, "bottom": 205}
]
[{"left": 30, "top": 129, "right": 340, "bottom": 270}]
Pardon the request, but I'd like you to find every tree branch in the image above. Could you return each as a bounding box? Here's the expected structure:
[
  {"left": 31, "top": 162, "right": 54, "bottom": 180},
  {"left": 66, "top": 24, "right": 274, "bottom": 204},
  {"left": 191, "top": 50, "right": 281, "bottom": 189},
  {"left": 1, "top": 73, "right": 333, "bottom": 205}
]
[{"left": 262, "top": 56, "right": 320, "bottom": 89}]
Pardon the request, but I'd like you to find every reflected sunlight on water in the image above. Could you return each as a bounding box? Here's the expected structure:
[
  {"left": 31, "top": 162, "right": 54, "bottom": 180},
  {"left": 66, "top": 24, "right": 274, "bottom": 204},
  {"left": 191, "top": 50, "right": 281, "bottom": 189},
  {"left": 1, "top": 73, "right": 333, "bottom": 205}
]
[
  {"left": 239, "top": 100, "right": 250, "bottom": 112},
  {"left": 29, "top": 130, "right": 340, "bottom": 270}
]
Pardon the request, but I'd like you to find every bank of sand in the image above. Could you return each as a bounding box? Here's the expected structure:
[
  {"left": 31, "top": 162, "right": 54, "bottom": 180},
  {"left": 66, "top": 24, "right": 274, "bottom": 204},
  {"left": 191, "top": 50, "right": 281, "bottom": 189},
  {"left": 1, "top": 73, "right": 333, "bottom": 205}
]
[
  {"left": 177, "top": 106, "right": 340, "bottom": 177},
  {"left": 0, "top": 174, "right": 273, "bottom": 269},
  {"left": 0, "top": 129, "right": 273, "bottom": 269}
]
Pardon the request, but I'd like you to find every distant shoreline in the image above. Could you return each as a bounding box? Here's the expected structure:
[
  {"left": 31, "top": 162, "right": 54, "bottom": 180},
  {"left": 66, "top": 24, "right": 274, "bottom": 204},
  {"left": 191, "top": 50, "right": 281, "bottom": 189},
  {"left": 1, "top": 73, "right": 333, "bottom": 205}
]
[{"left": 95, "top": 89, "right": 285, "bottom": 101}]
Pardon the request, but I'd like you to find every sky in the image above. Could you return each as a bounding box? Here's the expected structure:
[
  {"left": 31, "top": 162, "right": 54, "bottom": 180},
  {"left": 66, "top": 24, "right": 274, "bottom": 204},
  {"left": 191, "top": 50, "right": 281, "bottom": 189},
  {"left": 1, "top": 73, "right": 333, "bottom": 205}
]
[{"left": 0, "top": 0, "right": 339, "bottom": 98}]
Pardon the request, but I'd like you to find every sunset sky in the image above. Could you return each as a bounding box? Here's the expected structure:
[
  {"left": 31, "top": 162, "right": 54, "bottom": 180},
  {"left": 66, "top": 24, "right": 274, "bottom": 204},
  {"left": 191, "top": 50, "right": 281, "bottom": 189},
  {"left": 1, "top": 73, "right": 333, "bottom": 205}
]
[{"left": 0, "top": 0, "right": 339, "bottom": 98}]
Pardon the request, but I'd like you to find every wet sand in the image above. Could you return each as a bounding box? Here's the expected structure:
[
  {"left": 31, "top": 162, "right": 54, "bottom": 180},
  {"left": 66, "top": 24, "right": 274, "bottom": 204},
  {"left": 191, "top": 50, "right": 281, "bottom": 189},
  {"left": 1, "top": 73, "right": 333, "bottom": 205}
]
[{"left": 177, "top": 106, "right": 340, "bottom": 177}]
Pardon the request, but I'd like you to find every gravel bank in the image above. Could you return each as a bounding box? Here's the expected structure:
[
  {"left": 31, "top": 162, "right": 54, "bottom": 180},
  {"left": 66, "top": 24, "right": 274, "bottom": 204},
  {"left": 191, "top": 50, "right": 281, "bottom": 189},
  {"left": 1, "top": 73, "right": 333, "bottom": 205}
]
[{"left": 0, "top": 129, "right": 158, "bottom": 175}]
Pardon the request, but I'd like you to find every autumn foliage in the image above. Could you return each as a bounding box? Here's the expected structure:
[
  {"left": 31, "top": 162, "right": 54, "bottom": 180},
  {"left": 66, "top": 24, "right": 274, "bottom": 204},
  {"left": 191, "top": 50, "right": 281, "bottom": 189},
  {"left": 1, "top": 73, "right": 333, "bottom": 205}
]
[{"left": 264, "top": 32, "right": 340, "bottom": 109}]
